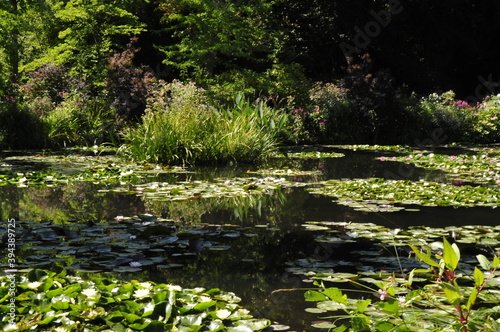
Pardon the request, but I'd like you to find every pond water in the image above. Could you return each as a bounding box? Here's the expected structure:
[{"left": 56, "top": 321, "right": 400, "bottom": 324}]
[{"left": 1, "top": 145, "right": 500, "bottom": 331}]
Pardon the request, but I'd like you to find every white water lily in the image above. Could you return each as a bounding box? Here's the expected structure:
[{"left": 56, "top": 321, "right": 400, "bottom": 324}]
[
  {"left": 216, "top": 309, "right": 232, "bottom": 320},
  {"left": 143, "top": 302, "right": 155, "bottom": 314},
  {"left": 81, "top": 288, "right": 99, "bottom": 299},
  {"left": 167, "top": 284, "right": 182, "bottom": 292},
  {"left": 129, "top": 261, "right": 142, "bottom": 267},
  {"left": 133, "top": 288, "right": 150, "bottom": 299},
  {"left": 138, "top": 282, "right": 153, "bottom": 289},
  {"left": 27, "top": 281, "right": 42, "bottom": 289}
]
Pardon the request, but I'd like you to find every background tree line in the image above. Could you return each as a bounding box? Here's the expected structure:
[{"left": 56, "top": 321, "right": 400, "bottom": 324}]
[{"left": 1, "top": 0, "right": 500, "bottom": 154}]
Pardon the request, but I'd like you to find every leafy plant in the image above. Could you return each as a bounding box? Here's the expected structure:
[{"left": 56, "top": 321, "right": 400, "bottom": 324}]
[
  {"left": 43, "top": 91, "right": 115, "bottom": 147},
  {"left": 304, "top": 238, "right": 500, "bottom": 331},
  {"left": 0, "top": 269, "right": 271, "bottom": 331},
  {"left": 121, "top": 80, "right": 278, "bottom": 165}
]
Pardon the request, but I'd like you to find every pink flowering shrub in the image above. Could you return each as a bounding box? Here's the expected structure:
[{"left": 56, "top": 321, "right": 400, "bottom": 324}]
[{"left": 471, "top": 95, "right": 500, "bottom": 142}]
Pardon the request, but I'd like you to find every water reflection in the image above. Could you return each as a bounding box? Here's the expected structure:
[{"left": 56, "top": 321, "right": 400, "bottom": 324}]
[{"left": 2, "top": 148, "right": 500, "bottom": 331}]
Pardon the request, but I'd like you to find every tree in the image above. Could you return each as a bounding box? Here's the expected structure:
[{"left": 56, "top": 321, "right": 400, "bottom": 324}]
[
  {"left": 20, "top": 0, "right": 146, "bottom": 87},
  {"left": 157, "top": 0, "right": 279, "bottom": 81}
]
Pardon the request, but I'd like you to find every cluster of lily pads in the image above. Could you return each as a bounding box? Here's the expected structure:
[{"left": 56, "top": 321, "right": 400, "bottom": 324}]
[
  {"left": 277, "top": 151, "right": 345, "bottom": 159},
  {"left": 0, "top": 153, "right": 187, "bottom": 187},
  {"left": 0, "top": 269, "right": 271, "bottom": 331},
  {"left": 0, "top": 217, "right": 271, "bottom": 273},
  {"left": 307, "top": 177, "right": 500, "bottom": 212},
  {"left": 295, "top": 222, "right": 500, "bottom": 331},
  {"left": 335, "top": 144, "right": 414, "bottom": 153},
  {"left": 104, "top": 176, "right": 308, "bottom": 202}
]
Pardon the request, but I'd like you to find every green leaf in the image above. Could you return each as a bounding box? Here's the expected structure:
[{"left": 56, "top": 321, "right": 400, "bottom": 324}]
[
  {"left": 409, "top": 245, "right": 440, "bottom": 268},
  {"left": 123, "top": 312, "right": 142, "bottom": 324},
  {"left": 28, "top": 269, "right": 50, "bottom": 282},
  {"left": 474, "top": 266, "right": 484, "bottom": 288},
  {"left": 227, "top": 326, "right": 253, "bottom": 332},
  {"left": 443, "top": 238, "right": 460, "bottom": 271},
  {"left": 304, "top": 290, "right": 329, "bottom": 302},
  {"left": 477, "top": 254, "right": 492, "bottom": 270},
  {"left": 323, "top": 287, "right": 347, "bottom": 304},
  {"left": 129, "top": 319, "right": 152, "bottom": 330},
  {"left": 375, "top": 321, "right": 396, "bottom": 331},
  {"left": 355, "top": 299, "right": 371, "bottom": 313},
  {"left": 351, "top": 315, "right": 370, "bottom": 331},
  {"left": 442, "top": 283, "right": 461, "bottom": 305},
  {"left": 465, "top": 287, "right": 478, "bottom": 312},
  {"left": 46, "top": 288, "right": 63, "bottom": 299},
  {"left": 376, "top": 300, "right": 399, "bottom": 315},
  {"left": 235, "top": 318, "right": 271, "bottom": 330},
  {"left": 52, "top": 301, "right": 69, "bottom": 310},
  {"left": 193, "top": 300, "right": 216, "bottom": 311},
  {"left": 493, "top": 256, "right": 500, "bottom": 268}
]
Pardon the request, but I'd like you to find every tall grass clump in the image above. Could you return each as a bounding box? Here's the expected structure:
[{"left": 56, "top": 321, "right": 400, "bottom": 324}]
[{"left": 121, "top": 80, "right": 278, "bottom": 165}]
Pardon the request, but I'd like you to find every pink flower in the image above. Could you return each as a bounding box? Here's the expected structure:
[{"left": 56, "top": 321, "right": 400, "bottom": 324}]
[
  {"left": 380, "top": 156, "right": 386, "bottom": 161},
  {"left": 377, "top": 289, "right": 389, "bottom": 301}
]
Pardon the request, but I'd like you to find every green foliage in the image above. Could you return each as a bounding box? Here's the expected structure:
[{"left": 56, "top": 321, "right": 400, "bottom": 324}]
[
  {"left": 307, "top": 177, "right": 500, "bottom": 212},
  {"left": 471, "top": 95, "right": 500, "bottom": 143},
  {"left": 158, "top": 0, "right": 278, "bottom": 80},
  {"left": 22, "top": 0, "right": 146, "bottom": 83},
  {"left": 305, "top": 239, "right": 500, "bottom": 331},
  {"left": 42, "top": 91, "right": 115, "bottom": 147},
  {"left": 121, "top": 80, "right": 278, "bottom": 165},
  {"left": 228, "top": 93, "right": 288, "bottom": 142},
  {"left": 0, "top": 269, "right": 271, "bottom": 331}
]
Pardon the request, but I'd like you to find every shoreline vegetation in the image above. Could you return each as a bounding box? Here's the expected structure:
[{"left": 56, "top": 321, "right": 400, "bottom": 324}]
[{"left": 2, "top": 78, "right": 500, "bottom": 165}]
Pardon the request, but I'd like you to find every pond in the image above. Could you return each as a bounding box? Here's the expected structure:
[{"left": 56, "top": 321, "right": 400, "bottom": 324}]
[{"left": 2, "top": 144, "right": 500, "bottom": 331}]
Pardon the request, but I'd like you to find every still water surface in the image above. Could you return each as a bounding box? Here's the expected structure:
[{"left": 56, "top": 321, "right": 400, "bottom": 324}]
[{"left": 1, "top": 147, "right": 500, "bottom": 330}]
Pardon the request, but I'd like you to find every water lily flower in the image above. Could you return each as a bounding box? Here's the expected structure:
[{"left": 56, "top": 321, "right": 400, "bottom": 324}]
[
  {"left": 81, "top": 288, "right": 99, "bottom": 299},
  {"left": 166, "top": 284, "right": 182, "bottom": 292},
  {"left": 133, "top": 288, "right": 150, "bottom": 299},
  {"left": 129, "top": 261, "right": 142, "bottom": 267},
  {"left": 27, "top": 281, "right": 42, "bottom": 289},
  {"left": 138, "top": 282, "right": 153, "bottom": 289}
]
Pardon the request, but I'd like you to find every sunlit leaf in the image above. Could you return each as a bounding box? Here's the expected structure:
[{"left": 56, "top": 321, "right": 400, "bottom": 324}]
[
  {"left": 442, "top": 283, "right": 461, "bottom": 305},
  {"left": 474, "top": 266, "right": 484, "bottom": 288},
  {"left": 443, "top": 238, "right": 460, "bottom": 271},
  {"left": 477, "top": 254, "right": 492, "bottom": 270}
]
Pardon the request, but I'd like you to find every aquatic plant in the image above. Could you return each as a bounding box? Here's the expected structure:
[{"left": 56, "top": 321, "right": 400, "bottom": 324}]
[
  {"left": 307, "top": 177, "right": 500, "bottom": 212},
  {"left": 0, "top": 269, "right": 271, "bottom": 331},
  {"left": 303, "top": 238, "right": 500, "bottom": 331},
  {"left": 121, "top": 81, "right": 277, "bottom": 165},
  {"left": 387, "top": 151, "right": 500, "bottom": 185}
]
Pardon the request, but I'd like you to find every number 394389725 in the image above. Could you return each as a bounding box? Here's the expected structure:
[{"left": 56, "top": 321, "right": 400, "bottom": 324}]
[{"left": 7, "top": 218, "right": 16, "bottom": 268}]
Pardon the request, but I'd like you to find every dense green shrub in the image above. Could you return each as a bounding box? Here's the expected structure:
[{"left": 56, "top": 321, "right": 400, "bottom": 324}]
[
  {"left": 43, "top": 91, "right": 115, "bottom": 147},
  {"left": 417, "top": 91, "right": 475, "bottom": 142},
  {"left": 121, "top": 80, "right": 278, "bottom": 165},
  {"left": 471, "top": 95, "right": 500, "bottom": 143}
]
